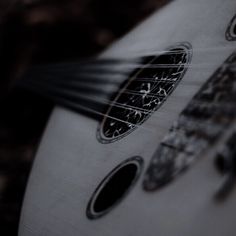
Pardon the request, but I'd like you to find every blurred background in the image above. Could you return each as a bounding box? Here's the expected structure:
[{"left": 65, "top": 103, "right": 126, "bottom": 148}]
[{"left": 0, "top": 0, "right": 170, "bottom": 234}]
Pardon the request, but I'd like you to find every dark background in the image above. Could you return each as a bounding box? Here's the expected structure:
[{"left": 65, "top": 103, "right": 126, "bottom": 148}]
[{"left": 0, "top": 0, "right": 170, "bottom": 234}]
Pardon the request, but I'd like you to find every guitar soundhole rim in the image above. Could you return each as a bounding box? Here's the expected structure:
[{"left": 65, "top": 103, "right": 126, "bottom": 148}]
[
  {"left": 86, "top": 156, "right": 143, "bottom": 219},
  {"left": 97, "top": 42, "right": 192, "bottom": 143},
  {"left": 226, "top": 14, "right": 236, "bottom": 41}
]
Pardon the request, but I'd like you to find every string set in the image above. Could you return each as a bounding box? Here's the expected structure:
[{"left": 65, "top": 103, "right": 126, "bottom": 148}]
[{"left": 16, "top": 45, "right": 236, "bottom": 132}]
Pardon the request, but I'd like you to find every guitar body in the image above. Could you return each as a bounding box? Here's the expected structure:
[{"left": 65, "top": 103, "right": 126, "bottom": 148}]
[{"left": 19, "top": 0, "right": 236, "bottom": 235}]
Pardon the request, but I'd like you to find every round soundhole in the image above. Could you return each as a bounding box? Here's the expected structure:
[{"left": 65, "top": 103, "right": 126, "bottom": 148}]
[
  {"left": 86, "top": 156, "right": 143, "bottom": 219},
  {"left": 97, "top": 43, "right": 192, "bottom": 143},
  {"left": 226, "top": 14, "right": 236, "bottom": 41}
]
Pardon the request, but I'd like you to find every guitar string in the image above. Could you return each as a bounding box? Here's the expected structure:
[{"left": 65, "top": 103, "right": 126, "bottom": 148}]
[
  {"left": 20, "top": 67, "right": 236, "bottom": 136},
  {"left": 19, "top": 69, "right": 207, "bottom": 130},
  {"left": 23, "top": 42, "right": 236, "bottom": 77},
  {"left": 21, "top": 63, "right": 190, "bottom": 121},
  {"left": 26, "top": 45, "right": 236, "bottom": 71},
  {"left": 122, "top": 45, "right": 236, "bottom": 58},
  {"left": 22, "top": 60, "right": 233, "bottom": 85},
  {"left": 25, "top": 61, "right": 235, "bottom": 75},
  {"left": 21, "top": 78, "right": 170, "bottom": 114},
  {"left": 18, "top": 48, "right": 236, "bottom": 132},
  {"left": 22, "top": 73, "right": 202, "bottom": 108},
  {"left": 23, "top": 46, "right": 236, "bottom": 84},
  {"left": 19, "top": 56, "right": 236, "bottom": 115},
  {"left": 18, "top": 72, "right": 236, "bottom": 141},
  {"left": 19, "top": 77, "right": 189, "bottom": 140},
  {"left": 20, "top": 82, "right": 157, "bottom": 134},
  {"left": 30, "top": 72, "right": 235, "bottom": 121},
  {"left": 20, "top": 60, "right": 233, "bottom": 99},
  {"left": 19, "top": 60, "right": 204, "bottom": 108},
  {"left": 20, "top": 55, "right": 204, "bottom": 110}
]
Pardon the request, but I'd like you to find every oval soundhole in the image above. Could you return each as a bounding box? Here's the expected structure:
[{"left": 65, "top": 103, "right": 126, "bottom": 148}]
[
  {"left": 98, "top": 43, "right": 192, "bottom": 143},
  {"left": 86, "top": 157, "right": 143, "bottom": 219}
]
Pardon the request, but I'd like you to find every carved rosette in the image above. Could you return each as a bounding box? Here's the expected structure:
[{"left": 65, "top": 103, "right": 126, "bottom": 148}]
[{"left": 97, "top": 43, "right": 192, "bottom": 143}]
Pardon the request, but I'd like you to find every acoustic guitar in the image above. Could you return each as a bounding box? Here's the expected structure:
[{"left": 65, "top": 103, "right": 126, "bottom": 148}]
[{"left": 18, "top": 0, "right": 236, "bottom": 235}]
